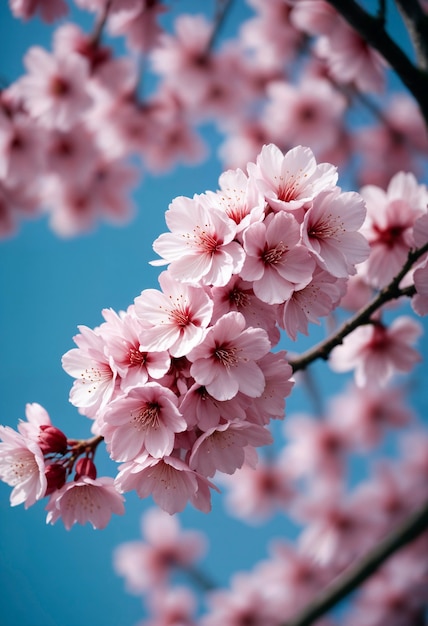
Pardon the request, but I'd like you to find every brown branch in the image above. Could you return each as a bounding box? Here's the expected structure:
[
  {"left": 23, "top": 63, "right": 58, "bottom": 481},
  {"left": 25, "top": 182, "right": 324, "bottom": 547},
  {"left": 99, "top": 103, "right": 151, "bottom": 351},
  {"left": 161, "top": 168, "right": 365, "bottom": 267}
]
[
  {"left": 283, "top": 499, "right": 428, "bottom": 626},
  {"left": 289, "top": 242, "right": 428, "bottom": 373},
  {"left": 325, "top": 0, "right": 428, "bottom": 126},
  {"left": 394, "top": 0, "right": 428, "bottom": 70}
]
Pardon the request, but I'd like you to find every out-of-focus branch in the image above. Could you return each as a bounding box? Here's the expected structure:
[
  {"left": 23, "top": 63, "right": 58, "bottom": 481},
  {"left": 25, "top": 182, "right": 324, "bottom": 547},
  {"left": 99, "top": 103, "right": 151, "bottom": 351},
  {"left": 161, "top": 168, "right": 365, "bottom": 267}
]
[
  {"left": 206, "top": 0, "right": 234, "bottom": 53},
  {"left": 289, "top": 242, "right": 428, "bottom": 373},
  {"left": 394, "top": 0, "right": 428, "bottom": 70},
  {"left": 325, "top": 0, "right": 428, "bottom": 126},
  {"left": 91, "top": 0, "right": 113, "bottom": 45},
  {"left": 283, "top": 499, "right": 428, "bottom": 626}
]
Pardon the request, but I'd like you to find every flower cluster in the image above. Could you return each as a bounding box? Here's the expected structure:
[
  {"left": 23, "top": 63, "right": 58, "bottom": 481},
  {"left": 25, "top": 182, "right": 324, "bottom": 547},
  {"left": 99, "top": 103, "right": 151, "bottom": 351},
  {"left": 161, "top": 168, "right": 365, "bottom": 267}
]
[
  {"left": 1, "top": 142, "right": 427, "bottom": 528},
  {"left": 112, "top": 382, "right": 428, "bottom": 626},
  {"left": 56, "top": 143, "right": 370, "bottom": 518},
  {"left": 3, "top": 0, "right": 428, "bottom": 237},
  {"left": 0, "top": 402, "right": 124, "bottom": 529}
]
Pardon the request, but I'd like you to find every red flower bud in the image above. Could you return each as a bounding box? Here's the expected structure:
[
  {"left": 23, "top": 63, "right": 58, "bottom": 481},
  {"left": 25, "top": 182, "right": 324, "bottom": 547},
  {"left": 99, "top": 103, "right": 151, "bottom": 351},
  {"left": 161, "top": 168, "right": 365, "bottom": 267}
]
[
  {"left": 74, "top": 457, "right": 97, "bottom": 480},
  {"left": 45, "top": 463, "right": 67, "bottom": 496},
  {"left": 38, "top": 425, "right": 68, "bottom": 455}
]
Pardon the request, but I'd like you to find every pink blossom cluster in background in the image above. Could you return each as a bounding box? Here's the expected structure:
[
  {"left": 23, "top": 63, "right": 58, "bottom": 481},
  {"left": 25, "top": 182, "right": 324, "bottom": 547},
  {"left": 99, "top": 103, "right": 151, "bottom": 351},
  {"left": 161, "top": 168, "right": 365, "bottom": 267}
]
[
  {"left": 113, "top": 411, "right": 428, "bottom": 625},
  {"left": 1, "top": 142, "right": 427, "bottom": 530},
  {"left": 2, "top": 0, "right": 428, "bottom": 236}
]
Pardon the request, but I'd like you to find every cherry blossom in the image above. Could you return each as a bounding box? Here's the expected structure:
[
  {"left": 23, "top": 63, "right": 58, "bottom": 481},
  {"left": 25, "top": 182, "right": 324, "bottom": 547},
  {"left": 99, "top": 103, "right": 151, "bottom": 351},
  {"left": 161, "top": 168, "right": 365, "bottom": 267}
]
[
  {"left": 0, "top": 425, "right": 47, "bottom": 508},
  {"left": 241, "top": 211, "right": 315, "bottom": 304},
  {"left": 114, "top": 507, "right": 207, "bottom": 593},
  {"left": 187, "top": 311, "right": 271, "bottom": 401},
  {"left": 248, "top": 143, "right": 338, "bottom": 213},
  {"left": 16, "top": 46, "right": 92, "bottom": 130},
  {"left": 189, "top": 420, "right": 272, "bottom": 478},
  {"left": 134, "top": 271, "right": 214, "bottom": 357},
  {"left": 360, "top": 172, "right": 427, "bottom": 288},
  {"left": 301, "top": 187, "right": 370, "bottom": 278},
  {"left": 99, "top": 307, "right": 170, "bottom": 391},
  {"left": 329, "top": 316, "right": 423, "bottom": 388},
  {"left": 152, "top": 194, "right": 245, "bottom": 287},
  {"left": 115, "top": 454, "right": 216, "bottom": 514},
  {"left": 45, "top": 476, "right": 125, "bottom": 530},
  {"left": 62, "top": 325, "right": 118, "bottom": 421},
  {"left": 101, "top": 382, "right": 187, "bottom": 461}
]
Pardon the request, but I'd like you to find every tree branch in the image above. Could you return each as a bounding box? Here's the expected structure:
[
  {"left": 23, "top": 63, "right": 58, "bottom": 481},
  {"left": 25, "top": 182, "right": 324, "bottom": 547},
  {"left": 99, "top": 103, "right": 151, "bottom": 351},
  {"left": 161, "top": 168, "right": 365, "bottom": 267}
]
[
  {"left": 325, "top": 0, "right": 428, "bottom": 126},
  {"left": 283, "top": 499, "right": 428, "bottom": 626},
  {"left": 394, "top": 0, "right": 428, "bottom": 70},
  {"left": 289, "top": 242, "right": 428, "bottom": 373}
]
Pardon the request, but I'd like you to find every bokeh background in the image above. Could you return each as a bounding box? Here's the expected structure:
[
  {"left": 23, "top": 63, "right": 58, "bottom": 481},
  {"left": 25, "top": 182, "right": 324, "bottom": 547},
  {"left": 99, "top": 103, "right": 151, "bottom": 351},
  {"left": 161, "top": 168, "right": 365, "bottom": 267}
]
[{"left": 1, "top": 2, "right": 427, "bottom": 625}]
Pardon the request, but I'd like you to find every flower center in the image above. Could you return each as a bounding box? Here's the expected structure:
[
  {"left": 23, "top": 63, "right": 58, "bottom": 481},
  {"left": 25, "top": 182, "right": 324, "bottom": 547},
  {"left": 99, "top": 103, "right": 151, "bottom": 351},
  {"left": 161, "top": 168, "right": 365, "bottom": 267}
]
[
  {"left": 169, "top": 306, "right": 192, "bottom": 327},
  {"left": 128, "top": 347, "right": 146, "bottom": 367},
  {"left": 50, "top": 76, "right": 71, "bottom": 98},
  {"left": 194, "top": 225, "right": 221, "bottom": 254},
  {"left": 262, "top": 242, "right": 287, "bottom": 265},
  {"left": 213, "top": 345, "right": 238, "bottom": 368},
  {"left": 278, "top": 175, "right": 301, "bottom": 202},
  {"left": 132, "top": 402, "right": 161, "bottom": 430},
  {"left": 229, "top": 287, "right": 250, "bottom": 309}
]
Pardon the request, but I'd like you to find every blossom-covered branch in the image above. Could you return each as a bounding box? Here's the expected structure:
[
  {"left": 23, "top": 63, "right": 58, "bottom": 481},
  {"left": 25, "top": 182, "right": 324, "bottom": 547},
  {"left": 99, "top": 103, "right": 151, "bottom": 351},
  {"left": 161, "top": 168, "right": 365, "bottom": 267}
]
[
  {"left": 289, "top": 240, "right": 428, "bottom": 373},
  {"left": 284, "top": 498, "right": 428, "bottom": 626}
]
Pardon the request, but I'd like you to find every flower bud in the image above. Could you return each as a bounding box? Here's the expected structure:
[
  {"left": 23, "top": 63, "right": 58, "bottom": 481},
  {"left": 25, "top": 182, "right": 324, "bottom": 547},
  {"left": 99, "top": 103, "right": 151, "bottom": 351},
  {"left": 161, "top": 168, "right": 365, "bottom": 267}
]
[
  {"left": 38, "top": 425, "right": 68, "bottom": 455},
  {"left": 74, "top": 457, "right": 97, "bottom": 480},
  {"left": 45, "top": 463, "right": 67, "bottom": 496}
]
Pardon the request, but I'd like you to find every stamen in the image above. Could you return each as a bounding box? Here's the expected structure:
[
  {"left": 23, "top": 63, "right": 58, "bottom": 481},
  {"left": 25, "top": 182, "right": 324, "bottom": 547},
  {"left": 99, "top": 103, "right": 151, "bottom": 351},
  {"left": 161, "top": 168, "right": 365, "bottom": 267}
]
[
  {"left": 132, "top": 402, "right": 161, "bottom": 430},
  {"left": 213, "top": 345, "right": 238, "bottom": 368},
  {"left": 262, "top": 242, "right": 287, "bottom": 265}
]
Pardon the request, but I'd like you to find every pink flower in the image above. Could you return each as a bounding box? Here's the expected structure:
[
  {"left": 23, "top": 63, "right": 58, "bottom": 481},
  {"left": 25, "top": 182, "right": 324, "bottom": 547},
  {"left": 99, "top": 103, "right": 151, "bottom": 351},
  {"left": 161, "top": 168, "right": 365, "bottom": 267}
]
[
  {"left": 17, "top": 47, "right": 91, "bottom": 129},
  {"left": 62, "top": 325, "right": 118, "bottom": 420},
  {"left": 328, "top": 383, "right": 413, "bottom": 449},
  {"left": 295, "top": 486, "right": 374, "bottom": 570},
  {"left": 107, "top": 0, "right": 166, "bottom": 53},
  {"left": 134, "top": 271, "right": 213, "bottom": 357},
  {"left": 179, "top": 383, "right": 250, "bottom": 431},
  {"left": 114, "top": 507, "right": 207, "bottom": 593},
  {"left": 101, "top": 382, "right": 186, "bottom": 461},
  {"left": 329, "top": 316, "right": 422, "bottom": 387},
  {"left": 188, "top": 312, "right": 271, "bottom": 401},
  {"left": 247, "top": 351, "right": 294, "bottom": 423},
  {"left": 10, "top": 0, "right": 68, "bottom": 22},
  {"left": 206, "top": 166, "right": 265, "bottom": 234},
  {"left": 189, "top": 421, "right": 272, "bottom": 477},
  {"left": 151, "top": 194, "right": 245, "bottom": 287},
  {"left": 247, "top": 143, "right": 338, "bottom": 213},
  {"left": 360, "top": 172, "right": 427, "bottom": 287},
  {"left": 314, "top": 19, "right": 386, "bottom": 93},
  {"left": 17, "top": 402, "right": 68, "bottom": 455},
  {"left": 100, "top": 307, "right": 170, "bottom": 391},
  {"left": 210, "top": 276, "right": 280, "bottom": 345},
  {"left": 301, "top": 188, "right": 370, "bottom": 278},
  {"left": 115, "top": 454, "right": 215, "bottom": 514},
  {"left": 45, "top": 476, "right": 125, "bottom": 530},
  {"left": 241, "top": 211, "right": 315, "bottom": 304},
  {"left": 222, "top": 459, "right": 295, "bottom": 523},
  {"left": 279, "top": 268, "right": 347, "bottom": 340},
  {"left": 283, "top": 413, "right": 351, "bottom": 479},
  {"left": 0, "top": 425, "right": 47, "bottom": 507},
  {"left": 264, "top": 78, "right": 346, "bottom": 155}
]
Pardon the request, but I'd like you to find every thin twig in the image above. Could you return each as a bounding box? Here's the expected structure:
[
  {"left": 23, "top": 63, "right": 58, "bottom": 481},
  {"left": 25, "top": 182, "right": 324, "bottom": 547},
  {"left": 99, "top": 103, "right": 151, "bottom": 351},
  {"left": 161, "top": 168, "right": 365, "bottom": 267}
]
[
  {"left": 289, "top": 242, "right": 428, "bottom": 373},
  {"left": 283, "top": 499, "right": 428, "bottom": 626}
]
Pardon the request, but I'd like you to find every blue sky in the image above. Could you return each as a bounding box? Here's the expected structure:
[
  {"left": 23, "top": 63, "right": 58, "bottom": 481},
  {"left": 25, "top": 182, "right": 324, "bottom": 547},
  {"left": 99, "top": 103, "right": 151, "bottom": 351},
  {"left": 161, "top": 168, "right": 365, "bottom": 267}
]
[{"left": 1, "top": 2, "right": 427, "bottom": 625}]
